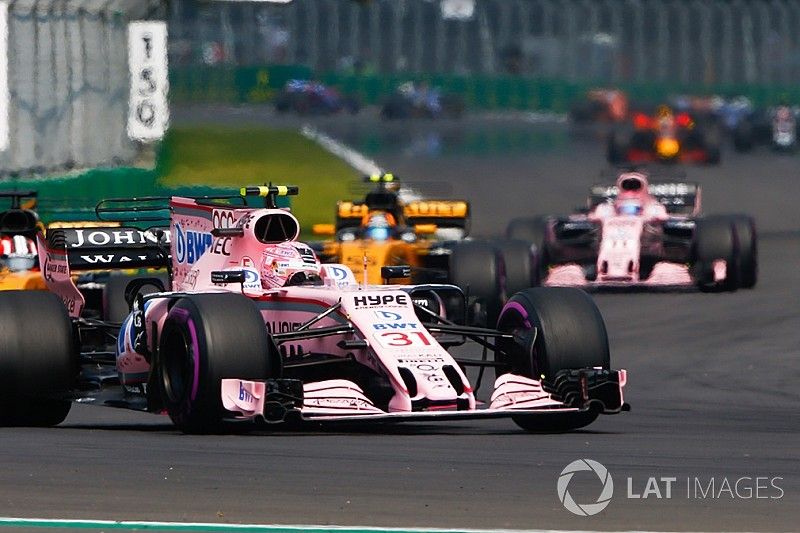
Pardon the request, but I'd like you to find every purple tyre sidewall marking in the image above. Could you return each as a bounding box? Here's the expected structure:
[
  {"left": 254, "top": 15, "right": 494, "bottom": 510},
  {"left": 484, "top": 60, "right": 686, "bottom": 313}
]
[
  {"left": 169, "top": 307, "right": 201, "bottom": 405},
  {"left": 499, "top": 299, "right": 540, "bottom": 376},
  {"left": 500, "top": 301, "right": 532, "bottom": 330}
]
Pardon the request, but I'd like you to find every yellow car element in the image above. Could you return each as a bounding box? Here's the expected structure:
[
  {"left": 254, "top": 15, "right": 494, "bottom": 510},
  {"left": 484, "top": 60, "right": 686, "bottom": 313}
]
[
  {"left": 313, "top": 175, "right": 470, "bottom": 285},
  {"left": 0, "top": 191, "right": 47, "bottom": 292}
]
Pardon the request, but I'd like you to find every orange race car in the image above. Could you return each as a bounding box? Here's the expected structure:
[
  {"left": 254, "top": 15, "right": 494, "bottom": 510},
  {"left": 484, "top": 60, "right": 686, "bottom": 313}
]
[{"left": 311, "top": 174, "right": 513, "bottom": 326}]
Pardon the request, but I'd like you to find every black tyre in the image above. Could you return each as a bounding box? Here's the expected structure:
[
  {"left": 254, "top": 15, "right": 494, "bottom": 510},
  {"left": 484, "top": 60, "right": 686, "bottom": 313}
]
[
  {"left": 607, "top": 129, "right": 629, "bottom": 164},
  {"left": 733, "top": 122, "right": 754, "bottom": 152},
  {"left": 729, "top": 214, "right": 758, "bottom": 289},
  {"left": 103, "top": 273, "right": 169, "bottom": 323},
  {"left": 692, "top": 216, "right": 738, "bottom": 292},
  {"left": 701, "top": 125, "right": 722, "bottom": 164},
  {"left": 274, "top": 91, "right": 291, "bottom": 112},
  {"left": 449, "top": 241, "right": 505, "bottom": 327},
  {"left": 506, "top": 216, "right": 547, "bottom": 243},
  {"left": 496, "top": 287, "right": 609, "bottom": 432},
  {"left": 158, "top": 293, "right": 279, "bottom": 433},
  {"left": 505, "top": 217, "right": 549, "bottom": 281},
  {"left": 0, "top": 291, "right": 75, "bottom": 426},
  {"left": 496, "top": 240, "right": 538, "bottom": 296}
]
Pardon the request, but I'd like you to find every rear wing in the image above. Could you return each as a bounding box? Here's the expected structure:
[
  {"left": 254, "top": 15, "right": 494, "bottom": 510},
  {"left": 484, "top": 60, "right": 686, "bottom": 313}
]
[
  {"left": 46, "top": 226, "right": 170, "bottom": 271},
  {"left": 37, "top": 226, "right": 169, "bottom": 319},
  {"left": 588, "top": 182, "right": 701, "bottom": 216},
  {"left": 335, "top": 199, "right": 470, "bottom": 232},
  {"left": 403, "top": 200, "right": 470, "bottom": 230}
]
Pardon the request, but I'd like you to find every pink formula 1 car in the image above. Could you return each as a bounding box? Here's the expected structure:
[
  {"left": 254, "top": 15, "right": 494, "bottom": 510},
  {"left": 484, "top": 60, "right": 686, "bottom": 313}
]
[
  {"left": 0, "top": 186, "right": 626, "bottom": 433},
  {"left": 506, "top": 172, "right": 757, "bottom": 292}
]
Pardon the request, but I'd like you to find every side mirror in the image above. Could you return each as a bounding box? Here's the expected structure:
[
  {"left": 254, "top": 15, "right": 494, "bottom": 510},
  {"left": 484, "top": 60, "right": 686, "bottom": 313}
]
[
  {"left": 381, "top": 265, "right": 411, "bottom": 282},
  {"left": 413, "top": 223, "right": 437, "bottom": 235},
  {"left": 211, "top": 270, "right": 246, "bottom": 284},
  {"left": 312, "top": 223, "right": 336, "bottom": 236}
]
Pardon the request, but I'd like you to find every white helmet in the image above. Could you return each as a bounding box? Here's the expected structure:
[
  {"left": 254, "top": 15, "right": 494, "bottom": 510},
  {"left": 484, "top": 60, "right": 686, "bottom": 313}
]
[
  {"left": 0, "top": 235, "right": 37, "bottom": 272},
  {"left": 259, "top": 242, "right": 322, "bottom": 288}
]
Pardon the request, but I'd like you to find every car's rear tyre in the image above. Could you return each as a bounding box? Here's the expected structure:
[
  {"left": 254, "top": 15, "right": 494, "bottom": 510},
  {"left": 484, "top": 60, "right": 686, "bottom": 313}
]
[
  {"left": 103, "top": 273, "right": 169, "bottom": 323},
  {"left": 729, "top": 215, "right": 757, "bottom": 289},
  {"left": 0, "top": 291, "right": 75, "bottom": 426},
  {"left": 158, "top": 293, "right": 279, "bottom": 434},
  {"left": 496, "top": 287, "right": 609, "bottom": 432},
  {"left": 607, "top": 129, "right": 629, "bottom": 164},
  {"left": 505, "top": 217, "right": 549, "bottom": 282},
  {"left": 449, "top": 241, "right": 504, "bottom": 327},
  {"left": 496, "top": 240, "right": 538, "bottom": 296},
  {"left": 733, "top": 123, "right": 754, "bottom": 152},
  {"left": 692, "top": 216, "right": 738, "bottom": 292}
]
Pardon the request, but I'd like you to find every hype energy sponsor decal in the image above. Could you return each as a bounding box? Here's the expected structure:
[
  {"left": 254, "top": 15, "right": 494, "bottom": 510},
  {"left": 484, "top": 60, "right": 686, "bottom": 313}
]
[
  {"left": 174, "top": 223, "right": 212, "bottom": 265},
  {"left": 352, "top": 294, "right": 409, "bottom": 308}
]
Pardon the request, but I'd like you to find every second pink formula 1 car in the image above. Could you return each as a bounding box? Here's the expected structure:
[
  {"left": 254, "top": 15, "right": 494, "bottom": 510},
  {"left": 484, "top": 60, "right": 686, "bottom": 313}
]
[{"left": 507, "top": 172, "right": 757, "bottom": 292}]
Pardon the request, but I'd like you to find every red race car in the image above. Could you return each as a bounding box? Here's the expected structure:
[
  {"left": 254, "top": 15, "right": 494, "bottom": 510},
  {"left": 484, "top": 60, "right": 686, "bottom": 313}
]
[{"left": 607, "top": 105, "right": 721, "bottom": 164}]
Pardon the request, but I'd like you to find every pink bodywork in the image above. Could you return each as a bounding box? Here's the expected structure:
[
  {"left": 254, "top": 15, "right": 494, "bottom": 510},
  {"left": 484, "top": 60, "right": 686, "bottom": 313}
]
[
  {"left": 98, "top": 197, "right": 619, "bottom": 421},
  {"left": 545, "top": 173, "right": 723, "bottom": 289}
]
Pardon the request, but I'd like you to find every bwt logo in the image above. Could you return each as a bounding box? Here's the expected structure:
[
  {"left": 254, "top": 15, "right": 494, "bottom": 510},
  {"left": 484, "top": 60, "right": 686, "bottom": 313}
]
[
  {"left": 238, "top": 382, "right": 254, "bottom": 404},
  {"left": 330, "top": 266, "right": 348, "bottom": 280},
  {"left": 174, "top": 224, "right": 212, "bottom": 264},
  {"left": 375, "top": 311, "right": 402, "bottom": 321},
  {"left": 557, "top": 459, "right": 614, "bottom": 516}
]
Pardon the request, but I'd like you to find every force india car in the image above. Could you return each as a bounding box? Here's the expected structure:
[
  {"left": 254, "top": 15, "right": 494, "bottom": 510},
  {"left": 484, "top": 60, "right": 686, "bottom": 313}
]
[
  {"left": 608, "top": 105, "right": 721, "bottom": 165},
  {"left": 0, "top": 186, "right": 626, "bottom": 433},
  {"left": 506, "top": 172, "right": 757, "bottom": 292}
]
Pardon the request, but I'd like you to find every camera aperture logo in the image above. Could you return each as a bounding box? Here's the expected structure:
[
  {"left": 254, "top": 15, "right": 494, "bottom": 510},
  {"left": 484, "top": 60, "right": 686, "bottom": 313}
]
[{"left": 557, "top": 459, "right": 614, "bottom": 516}]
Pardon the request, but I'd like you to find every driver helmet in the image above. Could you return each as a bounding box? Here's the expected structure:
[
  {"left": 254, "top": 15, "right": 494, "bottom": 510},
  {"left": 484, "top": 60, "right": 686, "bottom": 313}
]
[
  {"left": 615, "top": 172, "right": 649, "bottom": 215},
  {"left": 260, "top": 242, "right": 322, "bottom": 289},
  {"left": 363, "top": 212, "right": 395, "bottom": 242},
  {"left": 617, "top": 200, "right": 643, "bottom": 216},
  {"left": 0, "top": 235, "right": 37, "bottom": 272}
]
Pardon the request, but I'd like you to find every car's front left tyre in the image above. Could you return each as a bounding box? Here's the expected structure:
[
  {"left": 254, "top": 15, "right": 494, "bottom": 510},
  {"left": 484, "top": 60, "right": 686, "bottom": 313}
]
[{"left": 158, "top": 293, "right": 280, "bottom": 434}]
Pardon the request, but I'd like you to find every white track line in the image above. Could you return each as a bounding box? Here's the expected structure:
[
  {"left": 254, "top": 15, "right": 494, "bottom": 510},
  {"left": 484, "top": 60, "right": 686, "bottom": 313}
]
[
  {"left": 0, "top": 517, "right": 735, "bottom": 532},
  {"left": 300, "top": 124, "right": 420, "bottom": 203}
]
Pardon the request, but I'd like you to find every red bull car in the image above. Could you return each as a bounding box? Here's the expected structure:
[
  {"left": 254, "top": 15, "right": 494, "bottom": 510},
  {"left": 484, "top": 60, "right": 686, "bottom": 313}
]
[
  {"left": 0, "top": 186, "right": 627, "bottom": 433},
  {"left": 506, "top": 172, "right": 757, "bottom": 292},
  {"left": 608, "top": 106, "right": 721, "bottom": 165}
]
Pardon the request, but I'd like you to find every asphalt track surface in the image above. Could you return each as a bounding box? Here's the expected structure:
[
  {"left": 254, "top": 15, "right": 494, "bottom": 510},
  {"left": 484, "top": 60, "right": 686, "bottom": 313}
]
[{"left": 1, "top": 108, "right": 799, "bottom": 532}]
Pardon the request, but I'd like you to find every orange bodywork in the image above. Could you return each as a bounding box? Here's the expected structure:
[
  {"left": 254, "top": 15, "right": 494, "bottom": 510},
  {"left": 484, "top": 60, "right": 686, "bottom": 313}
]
[
  {"left": 0, "top": 269, "right": 47, "bottom": 291},
  {"left": 320, "top": 238, "right": 431, "bottom": 285}
]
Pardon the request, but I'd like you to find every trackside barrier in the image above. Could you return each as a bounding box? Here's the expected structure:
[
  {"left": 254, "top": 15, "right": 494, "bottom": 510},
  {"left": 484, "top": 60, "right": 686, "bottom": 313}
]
[{"left": 169, "top": 66, "right": 800, "bottom": 111}]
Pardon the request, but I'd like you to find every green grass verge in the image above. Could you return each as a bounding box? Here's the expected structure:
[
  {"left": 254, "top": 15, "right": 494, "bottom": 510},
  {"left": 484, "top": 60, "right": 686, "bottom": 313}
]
[{"left": 159, "top": 126, "right": 359, "bottom": 227}]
